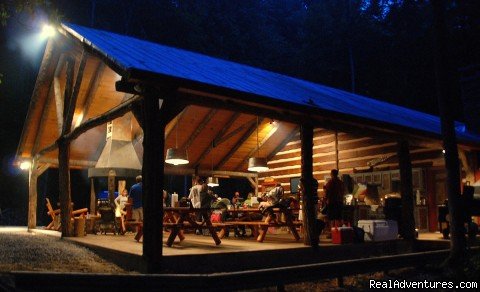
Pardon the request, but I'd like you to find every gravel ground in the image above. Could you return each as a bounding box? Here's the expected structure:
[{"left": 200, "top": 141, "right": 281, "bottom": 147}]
[{"left": 0, "top": 227, "right": 127, "bottom": 274}]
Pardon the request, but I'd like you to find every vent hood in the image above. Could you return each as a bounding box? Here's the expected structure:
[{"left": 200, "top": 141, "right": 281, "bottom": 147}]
[{"left": 88, "top": 114, "right": 142, "bottom": 178}]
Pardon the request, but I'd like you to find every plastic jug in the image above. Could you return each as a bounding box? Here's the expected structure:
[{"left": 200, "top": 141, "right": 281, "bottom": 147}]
[{"left": 172, "top": 192, "right": 179, "bottom": 207}]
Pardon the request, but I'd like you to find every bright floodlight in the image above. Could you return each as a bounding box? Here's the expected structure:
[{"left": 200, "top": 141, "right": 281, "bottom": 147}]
[
  {"left": 19, "top": 161, "right": 31, "bottom": 170},
  {"left": 41, "top": 24, "right": 56, "bottom": 38}
]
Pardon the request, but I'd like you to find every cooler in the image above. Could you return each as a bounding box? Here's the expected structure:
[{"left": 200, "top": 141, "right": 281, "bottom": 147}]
[
  {"left": 331, "top": 226, "right": 354, "bottom": 244},
  {"left": 358, "top": 219, "right": 398, "bottom": 241}
]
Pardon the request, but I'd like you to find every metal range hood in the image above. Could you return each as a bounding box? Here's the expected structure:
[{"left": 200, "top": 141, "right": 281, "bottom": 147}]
[{"left": 88, "top": 114, "right": 142, "bottom": 178}]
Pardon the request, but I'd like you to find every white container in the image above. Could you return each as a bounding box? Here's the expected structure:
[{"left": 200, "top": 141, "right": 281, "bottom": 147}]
[
  {"left": 358, "top": 219, "right": 398, "bottom": 241},
  {"left": 171, "top": 192, "right": 179, "bottom": 207}
]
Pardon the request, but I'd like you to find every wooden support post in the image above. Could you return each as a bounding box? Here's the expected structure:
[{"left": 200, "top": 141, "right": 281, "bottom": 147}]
[
  {"left": 58, "top": 51, "right": 86, "bottom": 237},
  {"left": 58, "top": 137, "right": 74, "bottom": 237},
  {"left": 141, "top": 88, "right": 167, "bottom": 273},
  {"left": 90, "top": 178, "right": 96, "bottom": 215},
  {"left": 58, "top": 57, "right": 75, "bottom": 237},
  {"left": 397, "top": 139, "right": 416, "bottom": 240},
  {"left": 108, "top": 170, "right": 116, "bottom": 203},
  {"left": 301, "top": 124, "right": 318, "bottom": 247},
  {"left": 27, "top": 161, "right": 51, "bottom": 230},
  {"left": 27, "top": 159, "right": 39, "bottom": 231}
]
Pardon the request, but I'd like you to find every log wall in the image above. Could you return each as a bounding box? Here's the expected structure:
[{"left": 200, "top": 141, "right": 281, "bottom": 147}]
[{"left": 259, "top": 128, "right": 444, "bottom": 196}]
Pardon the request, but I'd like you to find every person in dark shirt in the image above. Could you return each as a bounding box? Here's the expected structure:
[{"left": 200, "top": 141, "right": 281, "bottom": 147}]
[
  {"left": 323, "top": 169, "right": 345, "bottom": 228},
  {"left": 129, "top": 175, "right": 143, "bottom": 222}
]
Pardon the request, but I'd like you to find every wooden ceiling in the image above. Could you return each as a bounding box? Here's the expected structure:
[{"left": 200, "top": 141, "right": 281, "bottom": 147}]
[{"left": 17, "top": 51, "right": 298, "bottom": 173}]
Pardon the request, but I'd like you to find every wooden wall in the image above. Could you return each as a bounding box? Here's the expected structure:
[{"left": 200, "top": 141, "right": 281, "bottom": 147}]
[{"left": 259, "top": 128, "right": 445, "bottom": 197}]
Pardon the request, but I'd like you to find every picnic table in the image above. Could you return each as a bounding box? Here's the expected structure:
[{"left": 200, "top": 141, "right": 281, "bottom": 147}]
[
  {"left": 223, "top": 206, "right": 302, "bottom": 242},
  {"left": 134, "top": 207, "right": 222, "bottom": 246}
]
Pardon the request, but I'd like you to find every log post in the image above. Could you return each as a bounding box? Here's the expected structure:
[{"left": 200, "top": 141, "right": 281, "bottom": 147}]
[
  {"left": 90, "top": 178, "right": 96, "bottom": 215},
  {"left": 27, "top": 161, "right": 51, "bottom": 231},
  {"left": 27, "top": 159, "right": 39, "bottom": 231},
  {"left": 58, "top": 51, "right": 86, "bottom": 237},
  {"left": 397, "top": 139, "right": 415, "bottom": 240},
  {"left": 141, "top": 88, "right": 166, "bottom": 273},
  {"left": 301, "top": 124, "right": 318, "bottom": 247}
]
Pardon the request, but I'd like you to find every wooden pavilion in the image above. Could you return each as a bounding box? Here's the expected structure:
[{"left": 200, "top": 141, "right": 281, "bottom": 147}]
[{"left": 16, "top": 23, "right": 480, "bottom": 272}]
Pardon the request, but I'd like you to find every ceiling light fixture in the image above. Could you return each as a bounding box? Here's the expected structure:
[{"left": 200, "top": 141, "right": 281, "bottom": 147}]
[
  {"left": 165, "top": 117, "right": 189, "bottom": 165},
  {"left": 248, "top": 117, "right": 269, "bottom": 172}
]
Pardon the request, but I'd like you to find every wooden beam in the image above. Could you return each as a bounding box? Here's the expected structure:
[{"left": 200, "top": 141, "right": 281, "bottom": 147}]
[
  {"left": 165, "top": 108, "right": 188, "bottom": 141},
  {"left": 267, "top": 126, "right": 299, "bottom": 161},
  {"left": 235, "top": 121, "right": 279, "bottom": 171},
  {"left": 247, "top": 177, "right": 257, "bottom": 193},
  {"left": 215, "top": 118, "right": 264, "bottom": 170},
  {"left": 142, "top": 88, "right": 166, "bottom": 273},
  {"left": 215, "top": 118, "right": 256, "bottom": 146},
  {"left": 175, "top": 89, "right": 447, "bottom": 150},
  {"left": 32, "top": 83, "right": 55, "bottom": 155},
  {"left": 192, "top": 112, "right": 240, "bottom": 168},
  {"left": 164, "top": 168, "right": 257, "bottom": 178},
  {"left": 397, "top": 139, "right": 415, "bottom": 240},
  {"left": 63, "top": 51, "right": 87, "bottom": 135},
  {"left": 36, "top": 95, "right": 143, "bottom": 158},
  {"left": 180, "top": 109, "right": 217, "bottom": 150},
  {"left": 53, "top": 54, "right": 66, "bottom": 135},
  {"left": 58, "top": 56, "right": 75, "bottom": 237},
  {"left": 27, "top": 159, "right": 38, "bottom": 230},
  {"left": 79, "top": 62, "right": 105, "bottom": 124},
  {"left": 300, "top": 124, "right": 318, "bottom": 247},
  {"left": 458, "top": 149, "right": 475, "bottom": 184},
  {"left": 37, "top": 158, "right": 96, "bottom": 168}
]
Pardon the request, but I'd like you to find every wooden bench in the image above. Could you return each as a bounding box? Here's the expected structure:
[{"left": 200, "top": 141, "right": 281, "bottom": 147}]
[{"left": 45, "top": 198, "right": 88, "bottom": 230}]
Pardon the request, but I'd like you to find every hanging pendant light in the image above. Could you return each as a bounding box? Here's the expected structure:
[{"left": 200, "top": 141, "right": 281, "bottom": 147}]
[
  {"left": 207, "top": 141, "right": 219, "bottom": 187},
  {"left": 165, "top": 116, "right": 189, "bottom": 165},
  {"left": 248, "top": 117, "right": 269, "bottom": 172}
]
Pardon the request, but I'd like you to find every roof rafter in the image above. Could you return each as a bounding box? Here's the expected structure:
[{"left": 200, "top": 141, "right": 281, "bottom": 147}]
[
  {"left": 234, "top": 121, "right": 279, "bottom": 171},
  {"left": 78, "top": 62, "right": 105, "bottom": 125},
  {"left": 267, "top": 126, "right": 300, "bottom": 161},
  {"left": 215, "top": 117, "right": 264, "bottom": 170},
  {"left": 180, "top": 108, "right": 217, "bottom": 150},
  {"left": 192, "top": 111, "right": 241, "bottom": 168}
]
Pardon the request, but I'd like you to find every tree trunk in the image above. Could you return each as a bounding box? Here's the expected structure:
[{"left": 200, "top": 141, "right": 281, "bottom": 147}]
[
  {"left": 397, "top": 140, "right": 415, "bottom": 240},
  {"left": 301, "top": 124, "right": 318, "bottom": 247},
  {"left": 432, "top": 0, "right": 466, "bottom": 266}
]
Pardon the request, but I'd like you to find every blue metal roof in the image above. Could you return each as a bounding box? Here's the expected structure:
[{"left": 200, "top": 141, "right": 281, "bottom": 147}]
[{"left": 62, "top": 23, "right": 480, "bottom": 145}]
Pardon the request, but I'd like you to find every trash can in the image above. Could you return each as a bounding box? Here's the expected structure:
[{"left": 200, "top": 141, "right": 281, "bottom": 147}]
[{"left": 74, "top": 217, "right": 86, "bottom": 237}]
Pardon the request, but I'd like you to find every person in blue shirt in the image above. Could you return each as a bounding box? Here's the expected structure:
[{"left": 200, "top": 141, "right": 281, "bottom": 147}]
[{"left": 129, "top": 175, "right": 143, "bottom": 222}]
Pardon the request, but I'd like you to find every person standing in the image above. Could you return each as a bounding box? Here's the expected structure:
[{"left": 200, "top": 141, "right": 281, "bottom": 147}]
[
  {"left": 189, "top": 176, "right": 204, "bottom": 234},
  {"left": 114, "top": 188, "right": 129, "bottom": 234},
  {"left": 323, "top": 169, "right": 345, "bottom": 228},
  {"left": 129, "top": 175, "right": 143, "bottom": 223}
]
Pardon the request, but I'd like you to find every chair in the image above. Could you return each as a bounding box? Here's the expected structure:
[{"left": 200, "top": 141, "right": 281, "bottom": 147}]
[{"left": 45, "top": 198, "right": 89, "bottom": 230}]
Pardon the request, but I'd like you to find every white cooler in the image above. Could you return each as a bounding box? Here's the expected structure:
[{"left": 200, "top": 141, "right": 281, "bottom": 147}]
[{"left": 358, "top": 220, "right": 398, "bottom": 241}]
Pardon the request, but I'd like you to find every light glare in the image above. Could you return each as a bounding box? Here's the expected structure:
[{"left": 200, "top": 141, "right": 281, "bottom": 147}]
[
  {"left": 41, "top": 25, "right": 56, "bottom": 38},
  {"left": 19, "top": 161, "right": 31, "bottom": 170}
]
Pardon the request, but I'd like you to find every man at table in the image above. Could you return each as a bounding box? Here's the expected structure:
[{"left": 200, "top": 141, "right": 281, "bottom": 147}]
[
  {"left": 258, "top": 183, "right": 283, "bottom": 209},
  {"left": 232, "top": 191, "right": 243, "bottom": 206},
  {"left": 129, "top": 175, "right": 143, "bottom": 225}
]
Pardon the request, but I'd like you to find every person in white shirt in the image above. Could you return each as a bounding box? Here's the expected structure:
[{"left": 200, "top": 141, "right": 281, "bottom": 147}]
[{"left": 114, "top": 189, "right": 129, "bottom": 234}]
